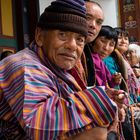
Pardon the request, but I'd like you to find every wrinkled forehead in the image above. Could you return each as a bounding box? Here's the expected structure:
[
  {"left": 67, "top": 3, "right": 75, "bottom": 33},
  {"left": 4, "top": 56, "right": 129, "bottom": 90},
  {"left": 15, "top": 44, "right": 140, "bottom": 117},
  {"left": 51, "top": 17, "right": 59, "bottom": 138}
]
[{"left": 86, "top": 2, "right": 104, "bottom": 20}]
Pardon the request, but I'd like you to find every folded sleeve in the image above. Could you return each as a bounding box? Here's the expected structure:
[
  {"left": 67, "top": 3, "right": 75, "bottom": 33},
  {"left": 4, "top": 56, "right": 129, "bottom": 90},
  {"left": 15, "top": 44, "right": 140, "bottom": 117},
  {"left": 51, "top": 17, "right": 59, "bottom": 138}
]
[
  {"left": 23, "top": 71, "right": 117, "bottom": 140},
  {"left": 0, "top": 59, "right": 117, "bottom": 140}
]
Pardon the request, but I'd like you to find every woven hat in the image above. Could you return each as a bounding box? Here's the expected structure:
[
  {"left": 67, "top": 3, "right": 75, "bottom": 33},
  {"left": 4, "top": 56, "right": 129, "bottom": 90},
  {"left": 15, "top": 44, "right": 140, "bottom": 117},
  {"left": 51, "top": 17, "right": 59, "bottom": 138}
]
[{"left": 37, "top": 0, "right": 88, "bottom": 36}]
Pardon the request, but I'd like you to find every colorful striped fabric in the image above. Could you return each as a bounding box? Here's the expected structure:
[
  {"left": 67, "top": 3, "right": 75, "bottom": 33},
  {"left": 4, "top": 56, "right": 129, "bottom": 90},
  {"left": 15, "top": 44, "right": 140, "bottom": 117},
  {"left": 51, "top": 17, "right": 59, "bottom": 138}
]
[{"left": 0, "top": 42, "right": 117, "bottom": 140}]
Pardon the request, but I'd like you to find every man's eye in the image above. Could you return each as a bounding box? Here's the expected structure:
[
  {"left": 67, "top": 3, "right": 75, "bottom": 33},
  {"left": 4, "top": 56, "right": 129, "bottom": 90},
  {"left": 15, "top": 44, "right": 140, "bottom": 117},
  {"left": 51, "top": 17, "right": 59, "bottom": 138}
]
[
  {"left": 76, "top": 37, "right": 85, "bottom": 46},
  {"left": 59, "top": 32, "right": 66, "bottom": 37},
  {"left": 58, "top": 32, "right": 67, "bottom": 40},
  {"left": 86, "top": 15, "right": 93, "bottom": 22},
  {"left": 96, "top": 20, "right": 103, "bottom": 25}
]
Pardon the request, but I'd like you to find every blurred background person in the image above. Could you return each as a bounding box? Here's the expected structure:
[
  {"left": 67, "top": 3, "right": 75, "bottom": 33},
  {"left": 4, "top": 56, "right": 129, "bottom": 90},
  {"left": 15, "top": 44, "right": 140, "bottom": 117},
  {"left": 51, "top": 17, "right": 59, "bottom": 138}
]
[
  {"left": 89, "top": 25, "right": 121, "bottom": 89},
  {"left": 114, "top": 27, "right": 140, "bottom": 104},
  {"left": 0, "top": 50, "right": 14, "bottom": 60},
  {"left": 125, "top": 43, "right": 140, "bottom": 80}
]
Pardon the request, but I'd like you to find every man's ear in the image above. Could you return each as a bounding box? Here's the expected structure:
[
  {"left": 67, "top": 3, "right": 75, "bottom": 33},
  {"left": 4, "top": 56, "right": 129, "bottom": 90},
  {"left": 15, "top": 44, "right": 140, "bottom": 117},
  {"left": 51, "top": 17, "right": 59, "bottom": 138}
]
[{"left": 35, "top": 27, "right": 43, "bottom": 47}]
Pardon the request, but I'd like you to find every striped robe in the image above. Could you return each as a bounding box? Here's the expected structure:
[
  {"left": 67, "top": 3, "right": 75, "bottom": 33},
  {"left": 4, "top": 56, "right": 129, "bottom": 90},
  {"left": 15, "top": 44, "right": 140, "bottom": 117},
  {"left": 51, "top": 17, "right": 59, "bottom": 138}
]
[{"left": 0, "top": 42, "right": 117, "bottom": 140}]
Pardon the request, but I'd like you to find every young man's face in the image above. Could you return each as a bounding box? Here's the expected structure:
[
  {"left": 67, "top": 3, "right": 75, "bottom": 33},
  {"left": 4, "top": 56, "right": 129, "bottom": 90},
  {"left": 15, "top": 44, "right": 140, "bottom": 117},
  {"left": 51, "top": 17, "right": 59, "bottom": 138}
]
[
  {"left": 86, "top": 2, "right": 104, "bottom": 43},
  {"left": 36, "top": 29, "right": 85, "bottom": 70}
]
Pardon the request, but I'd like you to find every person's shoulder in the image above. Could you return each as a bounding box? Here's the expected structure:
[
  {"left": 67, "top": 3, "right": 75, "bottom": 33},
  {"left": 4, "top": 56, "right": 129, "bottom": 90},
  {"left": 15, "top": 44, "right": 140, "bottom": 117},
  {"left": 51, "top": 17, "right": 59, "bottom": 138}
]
[
  {"left": 13, "top": 48, "right": 36, "bottom": 61},
  {"left": 0, "top": 48, "right": 38, "bottom": 69},
  {"left": 103, "top": 55, "right": 114, "bottom": 63}
]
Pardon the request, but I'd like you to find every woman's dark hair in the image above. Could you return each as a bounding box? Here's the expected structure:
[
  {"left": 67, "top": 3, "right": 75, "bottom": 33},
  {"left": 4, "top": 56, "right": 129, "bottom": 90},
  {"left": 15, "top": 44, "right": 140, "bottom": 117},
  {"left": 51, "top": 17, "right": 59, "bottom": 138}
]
[
  {"left": 0, "top": 50, "right": 13, "bottom": 60},
  {"left": 114, "top": 27, "right": 129, "bottom": 37},
  {"left": 91, "top": 25, "right": 118, "bottom": 47}
]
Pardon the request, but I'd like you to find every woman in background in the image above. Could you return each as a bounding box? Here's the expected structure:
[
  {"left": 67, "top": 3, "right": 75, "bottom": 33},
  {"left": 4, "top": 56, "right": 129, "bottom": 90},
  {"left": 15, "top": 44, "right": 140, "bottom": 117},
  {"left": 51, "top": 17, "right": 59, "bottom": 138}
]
[
  {"left": 125, "top": 43, "right": 140, "bottom": 100},
  {"left": 103, "top": 27, "right": 140, "bottom": 140},
  {"left": 88, "top": 25, "right": 122, "bottom": 89},
  {"left": 125, "top": 43, "right": 140, "bottom": 81},
  {"left": 114, "top": 27, "right": 140, "bottom": 104},
  {"left": 89, "top": 25, "right": 126, "bottom": 140}
]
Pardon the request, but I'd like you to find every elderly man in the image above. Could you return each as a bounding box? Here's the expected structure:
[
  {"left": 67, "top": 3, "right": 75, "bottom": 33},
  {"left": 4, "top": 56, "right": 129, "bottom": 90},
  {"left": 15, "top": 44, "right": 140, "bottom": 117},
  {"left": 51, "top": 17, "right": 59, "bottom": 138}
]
[{"left": 0, "top": 0, "right": 118, "bottom": 140}]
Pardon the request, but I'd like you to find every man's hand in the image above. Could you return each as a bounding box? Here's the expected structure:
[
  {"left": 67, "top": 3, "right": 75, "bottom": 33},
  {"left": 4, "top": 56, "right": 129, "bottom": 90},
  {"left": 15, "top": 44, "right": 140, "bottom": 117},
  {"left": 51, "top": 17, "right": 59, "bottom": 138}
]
[
  {"left": 133, "top": 68, "right": 140, "bottom": 78},
  {"left": 112, "top": 72, "right": 122, "bottom": 85},
  {"left": 105, "top": 88, "right": 126, "bottom": 109},
  {"left": 106, "top": 88, "right": 127, "bottom": 122},
  {"left": 118, "top": 108, "right": 126, "bottom": 122}
]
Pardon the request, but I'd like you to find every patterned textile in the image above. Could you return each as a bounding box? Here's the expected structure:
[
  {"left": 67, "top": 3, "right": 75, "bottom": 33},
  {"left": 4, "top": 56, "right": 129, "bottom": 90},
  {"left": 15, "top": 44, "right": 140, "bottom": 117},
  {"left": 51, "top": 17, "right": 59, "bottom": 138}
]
[
  {"left": 132, "top": 63, "right": 140, "bottom": 84},
  {"left": 0, "top": 95, "right": 29, "bottom": 140},
  {"left": 103, "top": 55, "right": 120, "bottom": 75},
  {"left": 103, "top": 50, "right": 128, "bottom": 92},
  {"left": 123, "top": 57, "right": 140, "bottom": 103},
  {"left": 91, "top": 52, "right": 116, "bottom": 88},
  {"left": 84, "top": 43, "right": 96, "bottom": 86},
  {"left": 68, "top": 58, "right": 87, "bottom": 90},
  {"left": 0, "top": 42, "right": 117, "bottom": 140}
]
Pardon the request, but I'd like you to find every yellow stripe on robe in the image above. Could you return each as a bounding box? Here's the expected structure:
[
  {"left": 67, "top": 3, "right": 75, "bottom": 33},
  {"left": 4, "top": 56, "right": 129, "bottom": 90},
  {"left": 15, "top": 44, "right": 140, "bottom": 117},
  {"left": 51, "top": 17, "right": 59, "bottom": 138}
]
[
  {"left": 78, "top": 91, "right": 104, "bottom": 126},
  {"left": 61, "top": 99, "right": 68, "bottom": 131},
  {"left": 35, "top": 106, "right": 42, "bottom": 140},
  {"left": 0, "top": 69, "right": 24, "bottom": 87},
  {"left": 70, "top": 94, "right": 92, "bottom": 123}
]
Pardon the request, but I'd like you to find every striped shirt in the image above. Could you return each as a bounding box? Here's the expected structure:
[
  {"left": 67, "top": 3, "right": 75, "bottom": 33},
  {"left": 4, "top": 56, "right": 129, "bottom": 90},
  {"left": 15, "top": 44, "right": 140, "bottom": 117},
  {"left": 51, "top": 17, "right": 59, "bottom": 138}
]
[{"left": 0, "top": 42, "right": 117, "bottom": 140}]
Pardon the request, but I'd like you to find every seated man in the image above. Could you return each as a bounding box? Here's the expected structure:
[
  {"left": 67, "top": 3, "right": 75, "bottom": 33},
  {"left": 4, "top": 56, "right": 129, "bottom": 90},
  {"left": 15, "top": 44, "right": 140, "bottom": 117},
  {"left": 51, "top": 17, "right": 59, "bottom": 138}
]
[{"left": 0, "top": 0, "right": 123, "bottom": 139}]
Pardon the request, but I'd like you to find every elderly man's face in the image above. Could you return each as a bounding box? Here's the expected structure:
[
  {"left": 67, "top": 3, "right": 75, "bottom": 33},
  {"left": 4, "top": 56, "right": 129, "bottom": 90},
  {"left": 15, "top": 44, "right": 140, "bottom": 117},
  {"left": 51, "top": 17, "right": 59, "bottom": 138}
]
[
  {"left": 86, "top": 2, "right": 104, "bottom": 43},
  {"left": 36, "top": 29, "right": 85, "bottom": 70}
]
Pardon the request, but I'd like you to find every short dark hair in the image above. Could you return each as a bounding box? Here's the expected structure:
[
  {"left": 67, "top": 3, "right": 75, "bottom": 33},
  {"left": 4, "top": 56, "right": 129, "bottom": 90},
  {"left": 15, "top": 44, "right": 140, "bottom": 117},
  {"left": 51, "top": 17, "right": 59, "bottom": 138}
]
[
  {"left": 114, "top": 27, "right": 129, "bottom": 37},
  {"left": 91, "top": 25, "right": 118, "bottom": 47}
]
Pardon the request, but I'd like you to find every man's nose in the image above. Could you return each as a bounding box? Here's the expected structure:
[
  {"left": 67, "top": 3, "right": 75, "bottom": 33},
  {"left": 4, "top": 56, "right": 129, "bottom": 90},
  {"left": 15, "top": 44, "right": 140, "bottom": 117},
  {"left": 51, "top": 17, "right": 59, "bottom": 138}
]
[
  {"left": 67, "top": 38, "right": 77, "bottom": 51},
  {"left": 126, "top": 53, "right": 130, "bottom": 57},
  {"left": 89, "top": 20, "right": 96, "bottom": 29}
]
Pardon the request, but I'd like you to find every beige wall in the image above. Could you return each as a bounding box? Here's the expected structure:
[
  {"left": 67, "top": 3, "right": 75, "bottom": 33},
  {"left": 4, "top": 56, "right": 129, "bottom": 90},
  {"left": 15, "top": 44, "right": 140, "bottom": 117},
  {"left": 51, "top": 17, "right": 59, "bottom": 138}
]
[
  {"left": 39, "top": 0, "right": 118, "bottom": 27},
  {"left": 39, "top": 0, "right": 52, "bottom": 14},
  {"left": 93, "top": 0, "right": 118, "bottom": 27}
]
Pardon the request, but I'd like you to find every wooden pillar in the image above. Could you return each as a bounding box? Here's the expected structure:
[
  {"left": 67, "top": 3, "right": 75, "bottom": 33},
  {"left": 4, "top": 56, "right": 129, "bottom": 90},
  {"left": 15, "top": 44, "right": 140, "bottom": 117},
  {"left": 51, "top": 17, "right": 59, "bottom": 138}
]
[
  {"left": 15, "top": 0, "right": 39, "bottom": 51},
  {"left": 15, "top": 0, "right": 24, "bottom": 51},
  {"left": 28, "top": 0, "right": 40, "bottom": 43}
]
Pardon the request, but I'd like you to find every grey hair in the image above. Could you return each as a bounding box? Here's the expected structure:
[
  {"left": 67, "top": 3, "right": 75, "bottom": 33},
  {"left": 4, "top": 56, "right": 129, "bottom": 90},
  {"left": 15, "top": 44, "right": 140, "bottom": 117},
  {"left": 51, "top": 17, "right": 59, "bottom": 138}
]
[{"left": 128, "top": 43, "right": 140, "bottom": 58}]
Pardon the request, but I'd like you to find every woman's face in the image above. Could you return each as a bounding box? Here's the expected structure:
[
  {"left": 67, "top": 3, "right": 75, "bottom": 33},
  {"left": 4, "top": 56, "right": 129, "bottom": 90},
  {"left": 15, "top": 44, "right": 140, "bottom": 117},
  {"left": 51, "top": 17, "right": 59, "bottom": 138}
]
[
  {"left": 125, "top": 49, "right": 139, "bottom": 66},
  {"left": 92, "top": 36, "right": 116, "bottom": 59},
  {"left": 116, "top": 33, "right": 129, "bottom": 54}
]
